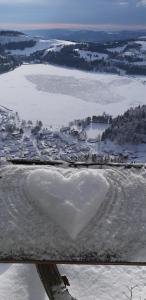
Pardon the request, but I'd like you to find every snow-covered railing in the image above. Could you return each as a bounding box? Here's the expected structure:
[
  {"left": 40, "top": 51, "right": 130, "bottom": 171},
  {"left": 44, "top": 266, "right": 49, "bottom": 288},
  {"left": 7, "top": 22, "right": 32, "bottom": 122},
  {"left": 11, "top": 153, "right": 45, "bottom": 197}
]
[
  {"left": 0, "top": 160, "right": 146, "bottom": 264},
  {"left": 8, "top": 158, "right": 146, "bottom": 169}
]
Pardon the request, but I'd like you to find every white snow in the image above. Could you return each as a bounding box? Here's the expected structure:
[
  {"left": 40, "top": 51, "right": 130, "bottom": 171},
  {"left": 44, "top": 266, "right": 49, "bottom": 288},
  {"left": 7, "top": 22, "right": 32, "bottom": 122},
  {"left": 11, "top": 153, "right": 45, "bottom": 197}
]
[
  {"left": 75, "top": 49, "right": 108, "bottom": 61},
  {"left": 9, "top": 39, "right": 75, "bottom": 56},
  {"left": 107, "top": 45, "right": 126, "bottom": 53},
  {"left": 1, "top": 264, "right": 146, "bottom": 300},
  {"left": 45, "top": 40, "right": 76, "bottom": 54},
  {"left": 124, "top": 51, "right": 134, "bottom": 56},
  {"left": 0, "top": 163, "right": 146, "bottom": 299},
  {"left": 133, "top": 60, "right": 146, "bottom": 66},
  {"left": 60, "top": 265, "right": 146, "bottom": 300},
  {"left": 135, "top": 40, "right": 146, "bottom": 51},
  {"left": 0, "top": 64, "right": 146, "bottom": 128},
  {"left": 0, "top": 164, "right": 146, "bottom": 262},
  {"left": 27, "top": 168, "right": 109, "bottom": 239},
  {"left": 0, "top": 264, "right": 48, "bottom": 300}
]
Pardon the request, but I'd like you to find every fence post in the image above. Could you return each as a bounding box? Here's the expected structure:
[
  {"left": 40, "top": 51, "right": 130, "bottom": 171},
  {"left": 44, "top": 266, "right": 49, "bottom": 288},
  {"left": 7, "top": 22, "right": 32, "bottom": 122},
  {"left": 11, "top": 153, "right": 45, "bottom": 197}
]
[{"left": 36, "top": 264, "right": 76, "bottom": 300}]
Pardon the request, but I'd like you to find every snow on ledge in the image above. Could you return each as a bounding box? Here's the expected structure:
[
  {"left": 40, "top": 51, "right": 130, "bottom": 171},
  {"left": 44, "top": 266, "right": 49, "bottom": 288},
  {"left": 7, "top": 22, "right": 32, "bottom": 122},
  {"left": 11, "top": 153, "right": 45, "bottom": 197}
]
[
  {"left": 26, "top": 168, "right": 109, "bottom": 239},
  {"left": 0, "top": 164, "right": 146, "bottom": 262}
]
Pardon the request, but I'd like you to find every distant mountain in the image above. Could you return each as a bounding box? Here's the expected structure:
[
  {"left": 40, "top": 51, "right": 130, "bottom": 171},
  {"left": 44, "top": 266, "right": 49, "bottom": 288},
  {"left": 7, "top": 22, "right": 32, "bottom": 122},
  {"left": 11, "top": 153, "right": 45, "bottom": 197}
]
[
  {"left": 24, "top": 29, "right": 146, "bottom": 43},
  {"left": 0, "top": 30, "right": 24, "bottom": 37},
  {"left": 1, "top": 29, "right": 146, "bottom": 76}
]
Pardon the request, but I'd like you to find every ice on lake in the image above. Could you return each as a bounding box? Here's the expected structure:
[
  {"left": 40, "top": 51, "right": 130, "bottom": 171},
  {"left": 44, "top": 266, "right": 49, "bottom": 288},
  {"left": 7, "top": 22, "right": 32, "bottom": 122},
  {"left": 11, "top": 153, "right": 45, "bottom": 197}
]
[{"left": 0, "top": 64, "right": 146, "bottom": 128}]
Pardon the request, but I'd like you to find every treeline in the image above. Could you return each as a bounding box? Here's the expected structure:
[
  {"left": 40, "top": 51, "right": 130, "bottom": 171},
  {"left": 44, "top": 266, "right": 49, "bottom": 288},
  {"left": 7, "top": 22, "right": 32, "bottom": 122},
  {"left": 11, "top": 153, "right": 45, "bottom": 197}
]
[
  {"left": 70, "top": 113, "right": 112, "bottom": 128},
  {"left": 115, "top": 62, "right": 146, "bottom": 75},
  {"left": 102, "top": 105, "right": 146, "bottom": 144},
  {"left": 29, "top": 46, "right": 92, "bottom": 71},
  {"left": 29, "top": 45, "right": 120, "bottom": 73},
  {"left": 0, "top": 30, "right": 24, "bottom": 36},
  {"left": 4, "top": 40, "right": 36, "bottom": 50},
  {"left": 0, "top": 55, "right": 21, "bottom": 74}
]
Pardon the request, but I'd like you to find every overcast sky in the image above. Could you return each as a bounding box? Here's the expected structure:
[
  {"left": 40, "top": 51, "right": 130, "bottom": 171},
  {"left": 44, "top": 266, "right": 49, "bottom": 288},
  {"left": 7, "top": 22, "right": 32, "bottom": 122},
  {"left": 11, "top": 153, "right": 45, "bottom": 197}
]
[{"left": 0, "top": 0, "right": 146, "bottom": 30}]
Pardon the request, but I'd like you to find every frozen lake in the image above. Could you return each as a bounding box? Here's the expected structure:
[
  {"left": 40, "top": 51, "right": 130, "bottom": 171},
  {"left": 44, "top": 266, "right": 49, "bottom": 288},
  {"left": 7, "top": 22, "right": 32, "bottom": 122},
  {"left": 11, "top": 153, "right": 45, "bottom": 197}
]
[
  {"left": 86, "top": 123, "right": 109, "bottom": 138},
  {"left": 0, "top": 64, "right": 146, "bottom": 128}
]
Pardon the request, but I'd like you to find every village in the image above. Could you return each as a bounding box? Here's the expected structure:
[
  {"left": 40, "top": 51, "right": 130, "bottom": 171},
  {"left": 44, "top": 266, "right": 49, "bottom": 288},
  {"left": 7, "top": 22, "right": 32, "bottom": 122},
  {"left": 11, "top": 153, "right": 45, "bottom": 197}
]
[{"left": 0, "top": 106, "right": 130, "bottom": 163}]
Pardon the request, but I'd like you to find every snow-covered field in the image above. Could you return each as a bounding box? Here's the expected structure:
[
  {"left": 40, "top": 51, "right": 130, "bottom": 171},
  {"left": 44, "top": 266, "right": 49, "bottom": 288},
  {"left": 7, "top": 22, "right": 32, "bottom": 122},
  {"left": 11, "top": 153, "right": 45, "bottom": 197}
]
[
  {"left": 0, "top": 264, "right": 48, "bottom": 300},
  {"left": 60, "top": 265, "right": 146, "bottom": 300},
  {"left": 1, "top": 264, "right": 146, "bottom": 300},
  {"left": 0, "top": 64, "right": 146, "bottom": 128}
]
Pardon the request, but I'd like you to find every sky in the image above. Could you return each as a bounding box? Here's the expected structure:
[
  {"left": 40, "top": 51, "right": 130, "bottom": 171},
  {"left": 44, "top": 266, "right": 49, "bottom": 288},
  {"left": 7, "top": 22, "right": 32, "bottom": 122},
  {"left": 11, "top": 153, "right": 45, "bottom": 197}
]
[{"left": 0, "top": 0, "right": 146, "bottom": 31}]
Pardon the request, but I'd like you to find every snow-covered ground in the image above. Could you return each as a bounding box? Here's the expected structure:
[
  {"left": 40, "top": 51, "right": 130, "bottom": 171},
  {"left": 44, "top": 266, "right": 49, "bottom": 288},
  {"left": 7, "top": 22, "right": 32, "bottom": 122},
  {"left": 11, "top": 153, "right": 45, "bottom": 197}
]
[
  {"left": 60, "top": 265, "right": 146, "bottom": 300},
  {"left": 0, "top": 264, "right": 48, "bottom": 300},
  {"left": 135, "top": 40, "right": 146, "bottom": 51},
  {"left": 107, "top": 45, "right": 127, "bottom": 53},
  {"left": 1, "top": 264, "right": 146, "bottom": 300},
  {"left": 0, "top": 64, "right": 146, "bottom": 128}
]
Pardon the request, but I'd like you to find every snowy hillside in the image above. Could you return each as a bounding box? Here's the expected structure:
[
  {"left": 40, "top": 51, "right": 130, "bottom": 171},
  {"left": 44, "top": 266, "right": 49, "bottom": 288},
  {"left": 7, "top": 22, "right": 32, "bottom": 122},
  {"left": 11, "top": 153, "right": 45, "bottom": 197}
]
[
  {"left": 36, "top": 38, "right": 146, "bottom": 75},
  {"left": 0, "top": 30, "right": 75, "bottom": 57},
  {"left": 0, "top": 31, "right": 31, "bottom": 44},
  {"left": 1, "top": 30, "right": 146, "bottom": 76},
  {"left": 8, "top": 39, "right": 75, "bottom": 56}
]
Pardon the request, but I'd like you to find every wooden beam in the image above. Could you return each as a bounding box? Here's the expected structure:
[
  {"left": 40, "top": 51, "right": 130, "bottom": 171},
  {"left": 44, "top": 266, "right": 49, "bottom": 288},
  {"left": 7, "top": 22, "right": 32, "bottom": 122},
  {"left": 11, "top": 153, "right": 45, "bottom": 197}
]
[
  {"left": 8, "top": 158, "right": 146, "bottom": 169},
  {"left": 36, "top": 264, "right": 76, "bottom": 300}
]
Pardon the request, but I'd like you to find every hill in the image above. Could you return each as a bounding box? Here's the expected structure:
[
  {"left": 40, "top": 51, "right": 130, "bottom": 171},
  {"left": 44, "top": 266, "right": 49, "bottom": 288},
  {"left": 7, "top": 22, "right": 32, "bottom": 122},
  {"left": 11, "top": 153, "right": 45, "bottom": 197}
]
[
  {"left": 1, "top": 30, "right": 146, "bottom": 75},
  {"left": 102, "top": 105, "right": 146, "bottom": 144},
  {"left": 24, "top": 29, "right": 146, "bottom": 43}
]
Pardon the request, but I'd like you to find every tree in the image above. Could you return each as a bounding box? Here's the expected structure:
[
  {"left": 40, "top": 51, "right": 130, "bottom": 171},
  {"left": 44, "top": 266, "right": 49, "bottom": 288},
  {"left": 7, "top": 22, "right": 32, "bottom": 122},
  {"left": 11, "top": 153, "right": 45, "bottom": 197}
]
[
  {"left": 5, "top": 123, "right": 16, "bottom": 133},
  {"left": 21, "top": 120, "right": 26, "bottom": 127},
  {"left": 31, "top": 120, "right": 43, "bottom": 135},
  {"left": 38, "top": 120, "right": 43, "bottom": 128},
  {"left": 124, "top": 285, "right": 138, "bottom": 300},
  {"left": 28, "top": 120, "right": 33, "bottom": 125}
]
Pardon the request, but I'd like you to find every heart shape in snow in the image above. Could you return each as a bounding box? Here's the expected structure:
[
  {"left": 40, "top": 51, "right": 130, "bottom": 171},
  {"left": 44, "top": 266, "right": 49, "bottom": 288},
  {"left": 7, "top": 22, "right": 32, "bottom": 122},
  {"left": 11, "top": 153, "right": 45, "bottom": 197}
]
[{"left": 26, "top": 168, "right": 109, "bottom": 239}]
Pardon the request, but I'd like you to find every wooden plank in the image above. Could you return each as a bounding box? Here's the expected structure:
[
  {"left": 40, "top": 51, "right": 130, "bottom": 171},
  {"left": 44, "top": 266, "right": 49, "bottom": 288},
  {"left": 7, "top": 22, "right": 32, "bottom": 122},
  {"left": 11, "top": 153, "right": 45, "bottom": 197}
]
[
  {"left": 36, "top": 264, "right": 75, "bottom": 300},
  {"left": 8, "top": 158, "right": 146, "bottom": 169}
]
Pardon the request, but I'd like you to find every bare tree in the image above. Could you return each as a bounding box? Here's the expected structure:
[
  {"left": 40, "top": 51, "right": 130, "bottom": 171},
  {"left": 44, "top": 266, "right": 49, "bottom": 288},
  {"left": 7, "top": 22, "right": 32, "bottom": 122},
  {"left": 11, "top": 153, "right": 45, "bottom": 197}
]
[{"left": 124, "top": 285, "right": 138, "bottom": 300}]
